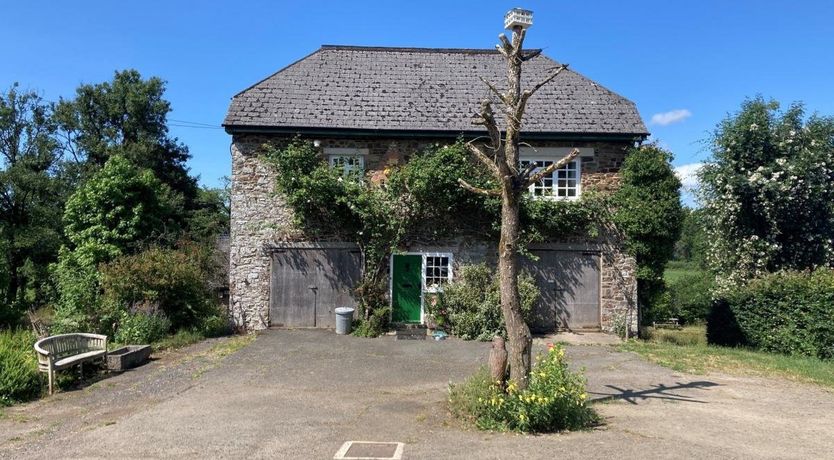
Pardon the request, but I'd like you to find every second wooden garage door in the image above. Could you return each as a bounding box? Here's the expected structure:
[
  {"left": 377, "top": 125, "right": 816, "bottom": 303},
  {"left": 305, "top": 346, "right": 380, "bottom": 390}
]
[{"left": 522, "top": 250, "right": 601, "bottom": 332}]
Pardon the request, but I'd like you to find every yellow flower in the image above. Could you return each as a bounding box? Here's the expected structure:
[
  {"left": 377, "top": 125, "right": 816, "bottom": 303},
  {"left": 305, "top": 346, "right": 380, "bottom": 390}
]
[{"left": 580, "top": 393, "right": 587, "bottom": 401}]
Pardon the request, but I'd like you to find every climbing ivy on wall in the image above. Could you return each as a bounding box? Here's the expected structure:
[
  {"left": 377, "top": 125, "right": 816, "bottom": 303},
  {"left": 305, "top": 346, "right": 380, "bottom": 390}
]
[{"left": 262, "top": 140, "right": 680, "bottom": 331}]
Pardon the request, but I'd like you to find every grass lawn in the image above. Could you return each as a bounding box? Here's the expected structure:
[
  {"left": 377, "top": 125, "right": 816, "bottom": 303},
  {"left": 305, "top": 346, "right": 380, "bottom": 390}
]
[
  {"left": 621, "top": 326, "right": 834, "bottom": 390},
  {"left": 663, "top": 260, "right": 701, "bottom": 284}
]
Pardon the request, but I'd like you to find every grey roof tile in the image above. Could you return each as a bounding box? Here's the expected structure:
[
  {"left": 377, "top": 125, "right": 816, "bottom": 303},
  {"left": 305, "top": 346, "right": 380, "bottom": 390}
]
[{"left": 224, "top": 46, "right": 648, "bottom": 136}]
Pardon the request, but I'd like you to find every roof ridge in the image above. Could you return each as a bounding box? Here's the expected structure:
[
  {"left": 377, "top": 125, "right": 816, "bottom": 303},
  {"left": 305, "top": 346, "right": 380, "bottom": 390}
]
[{"left": 320, "top": 44, "right": 543, "bottom": 54}]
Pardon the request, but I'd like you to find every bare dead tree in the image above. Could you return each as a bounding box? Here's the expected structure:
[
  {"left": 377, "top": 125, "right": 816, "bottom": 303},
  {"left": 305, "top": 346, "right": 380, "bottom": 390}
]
[{"left": 459, "top": 24, "right": 580, "bottom": 389}]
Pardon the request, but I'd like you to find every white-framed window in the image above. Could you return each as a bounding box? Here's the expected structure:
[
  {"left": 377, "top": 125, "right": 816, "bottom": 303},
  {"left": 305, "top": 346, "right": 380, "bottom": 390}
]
[
  {"left": 325, "top": 148, "right": 367, "bottom": 176},
  {"left": 519, "top": 148, "right": 593, "bottom": 200},
  {"left": 423, "top": 253, "right": 453, "bottom": 293}
]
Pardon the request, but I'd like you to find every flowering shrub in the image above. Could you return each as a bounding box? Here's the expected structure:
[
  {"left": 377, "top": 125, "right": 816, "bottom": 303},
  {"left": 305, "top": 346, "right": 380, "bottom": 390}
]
[
  {"left": 699, "top": 98, "right": 834, "bottom": 291},
  {"left": 449, "top": 344, "right": 598, "bottom": 432}
]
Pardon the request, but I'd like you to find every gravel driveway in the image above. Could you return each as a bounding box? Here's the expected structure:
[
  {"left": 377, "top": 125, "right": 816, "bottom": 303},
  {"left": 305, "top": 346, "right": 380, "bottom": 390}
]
[{"left": 2, "top": 329, "right": 833, "bottom": 459}]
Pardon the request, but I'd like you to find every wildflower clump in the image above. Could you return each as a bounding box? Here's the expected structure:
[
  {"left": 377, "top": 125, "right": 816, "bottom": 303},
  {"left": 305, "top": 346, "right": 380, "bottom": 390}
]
[{"left": 449, "top": 344, "right": 598, "bottom": 432}]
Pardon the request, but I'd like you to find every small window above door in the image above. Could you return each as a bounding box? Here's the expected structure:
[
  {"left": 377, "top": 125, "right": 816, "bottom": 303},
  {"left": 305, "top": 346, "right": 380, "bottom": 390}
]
[{"left": 325, "top": 148, "right": 367, "bottom": 177}]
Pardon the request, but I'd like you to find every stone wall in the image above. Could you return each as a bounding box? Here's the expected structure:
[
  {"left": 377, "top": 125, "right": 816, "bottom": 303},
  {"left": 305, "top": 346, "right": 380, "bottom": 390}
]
[{"left": 228, "top": 133, "right": 637, "bottom": 333}]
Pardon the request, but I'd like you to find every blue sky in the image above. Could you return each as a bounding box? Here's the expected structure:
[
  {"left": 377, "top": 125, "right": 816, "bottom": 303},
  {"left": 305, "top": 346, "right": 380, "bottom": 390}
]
[{"left": 2, "top": 1, "right": 833, "bottom": 203}]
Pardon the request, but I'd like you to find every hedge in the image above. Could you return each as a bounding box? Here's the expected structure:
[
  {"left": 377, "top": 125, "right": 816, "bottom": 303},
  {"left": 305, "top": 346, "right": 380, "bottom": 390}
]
[{"left": 707, "top": 268, "right": 834, "bottom": 359}]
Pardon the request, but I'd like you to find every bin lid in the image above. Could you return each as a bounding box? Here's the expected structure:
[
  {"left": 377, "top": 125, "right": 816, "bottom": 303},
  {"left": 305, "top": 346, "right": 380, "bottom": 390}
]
[{"left": 334, "top": 307, "right": 355, "bottom": 314}]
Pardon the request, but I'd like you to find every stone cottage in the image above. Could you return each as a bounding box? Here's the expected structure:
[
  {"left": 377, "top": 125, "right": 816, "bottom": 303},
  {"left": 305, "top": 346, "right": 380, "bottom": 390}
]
[{"left": 223, "top": 45, "right": 648, "bottom": 334}]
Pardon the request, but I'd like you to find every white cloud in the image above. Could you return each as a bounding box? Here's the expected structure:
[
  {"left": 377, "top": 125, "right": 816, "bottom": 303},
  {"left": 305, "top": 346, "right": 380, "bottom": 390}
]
[
  {"left": 675, "top": 162, "right": 704, "bottom": 207},
  {"left": 675, "top": 162, "right": 703, "bottom": 190},
  {"left": 651, "top": 109, "right": 692, "bottom": 126}
]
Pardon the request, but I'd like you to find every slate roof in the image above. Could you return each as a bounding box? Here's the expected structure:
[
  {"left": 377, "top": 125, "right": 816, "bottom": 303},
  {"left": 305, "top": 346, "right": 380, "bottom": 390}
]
[{"left": 224, "top": 45, "right": 648, "bottom": 138}]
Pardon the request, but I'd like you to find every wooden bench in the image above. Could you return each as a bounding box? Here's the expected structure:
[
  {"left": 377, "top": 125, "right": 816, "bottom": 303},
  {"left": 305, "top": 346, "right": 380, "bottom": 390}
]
[
  {"left": 652, "top": 318, "right": 682, "bottom": 330},
  {"left": 34, "top": 333, "right": 108, "bottom": 395}
]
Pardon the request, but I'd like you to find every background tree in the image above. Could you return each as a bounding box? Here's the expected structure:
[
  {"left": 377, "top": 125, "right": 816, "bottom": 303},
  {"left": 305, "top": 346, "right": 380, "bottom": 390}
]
[
  {"left": 699, "top": 97, "right": 834, "bottom": 290},
  {"left": 612, "top": 144, "right": 684, "bottom": 324},
  {"left": 183, "top": 179, "right": 231, "bottom": 242},
  {"left": 54, "top": 70, "right": 198, "bottom": 213},
  {"left": 458, "top": 24, "right": 579, "bottom": 389},
  {"left": 674, "top": 207, "right": 708, "bottom": 267},
  {"left": 0, "top": 85, "right": 65, "bottom": 325}
]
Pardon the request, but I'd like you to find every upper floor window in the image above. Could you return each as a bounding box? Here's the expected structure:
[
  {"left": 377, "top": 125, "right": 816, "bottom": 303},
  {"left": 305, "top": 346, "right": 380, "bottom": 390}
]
[
  {"left": 325, "top": 148, "right": 367, "bottom": 177},
  {"left": 520, "top": 147, "right": 590, "bottom": 200}
]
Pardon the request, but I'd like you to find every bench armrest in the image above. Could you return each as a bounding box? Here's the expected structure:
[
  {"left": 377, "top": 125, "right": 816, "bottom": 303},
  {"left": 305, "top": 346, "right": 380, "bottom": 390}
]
[{"left": 34, "top": 341, "right": 50, "bottom": 357}]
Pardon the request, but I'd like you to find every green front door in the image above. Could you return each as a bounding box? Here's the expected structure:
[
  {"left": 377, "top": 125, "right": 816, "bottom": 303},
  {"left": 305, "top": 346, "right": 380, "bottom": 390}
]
[{"left": 392, "top": 254, "right": 422, "bottom": 323}]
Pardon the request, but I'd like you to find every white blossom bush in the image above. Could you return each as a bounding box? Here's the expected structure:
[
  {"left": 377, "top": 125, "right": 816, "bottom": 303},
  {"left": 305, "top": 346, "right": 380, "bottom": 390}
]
[{"left": 699, "top": 98, "right": 834, "bottom": 291}]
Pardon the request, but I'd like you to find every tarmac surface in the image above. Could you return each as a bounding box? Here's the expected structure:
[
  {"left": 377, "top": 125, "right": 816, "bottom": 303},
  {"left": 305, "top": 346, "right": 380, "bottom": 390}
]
[{"left": 2, "top": 329, "right": 833, "bottom": 459}]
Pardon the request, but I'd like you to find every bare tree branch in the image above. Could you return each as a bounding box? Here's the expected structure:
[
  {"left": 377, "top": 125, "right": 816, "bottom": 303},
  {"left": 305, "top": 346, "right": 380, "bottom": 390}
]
[
  {"left": 521, "top": 65, "right": 568, "bottom": 105},
  {"left": 512, "top": 64, "right": 569, "bottom": 123},
  {"left": 458, "top": 178, "right": 501, "bottom": 196},
  {"left": 510, "top": 28, "right": 526, "bottom": 58},
  {"left": 472, "top": 99, "right": 501, "bottom": 150},
  {"left": 520, "top": 49, "right": 542, "bottom": 61},
  {"left": 465, "top": 142, "right": 500, "bottom": 177},
  {"left": 523, "top": 148, "right": 581, "bottom": 188},
  {"left": 498, "top": 34, "right": 513, "bottom": 56},
  {"left": 479, "top": 77, "right": 509, "bottom": 106}
]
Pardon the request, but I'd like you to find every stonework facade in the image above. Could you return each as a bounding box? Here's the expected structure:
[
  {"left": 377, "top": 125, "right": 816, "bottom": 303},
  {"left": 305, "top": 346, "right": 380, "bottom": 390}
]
[{"left": 229, "top": 133, "right": 638, "bottom": 334}]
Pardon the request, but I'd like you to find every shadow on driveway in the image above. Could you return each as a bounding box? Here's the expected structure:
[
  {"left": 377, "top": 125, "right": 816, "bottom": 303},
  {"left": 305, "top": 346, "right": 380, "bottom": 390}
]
[{"left": 590, "top": 380, "right": 720, "bottom": 404}]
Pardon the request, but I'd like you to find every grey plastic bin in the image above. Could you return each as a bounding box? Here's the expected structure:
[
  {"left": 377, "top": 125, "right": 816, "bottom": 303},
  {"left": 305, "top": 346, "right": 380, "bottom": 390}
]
[{"left": 335, "top": 307, "right": 355, "bottom": 335}]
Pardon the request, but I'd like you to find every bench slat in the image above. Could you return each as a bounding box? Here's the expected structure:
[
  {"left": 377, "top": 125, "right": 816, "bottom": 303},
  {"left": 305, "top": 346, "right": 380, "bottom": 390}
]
[{"left": 53, "top": 350, "right": 107, "bottom": 370}]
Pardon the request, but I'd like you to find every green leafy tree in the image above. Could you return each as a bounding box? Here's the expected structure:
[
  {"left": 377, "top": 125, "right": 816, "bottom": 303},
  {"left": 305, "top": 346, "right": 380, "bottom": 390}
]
[
  {"left": 54, "top": 69, "right": 198, "bottom": 209},
  {"left": 674, "top": 207, "right": 708, "bottom": 267},
  {"left": 0, "top": 84, "right": 66, "bottom": 323},
  {"left": 184, "top": 178, "right": 231, "bottom": 242},
  {"left": 612, "top": 144, "right": 684, "bottom": 322},
  {"left": 53, "top": 156, "right": 178, "bottom": 332},
  {"left": 699, "top": 98, "right": 834, "bottom": 290},
  {"left": 63, "top": 155, "right": 179, "bottom": 255}
]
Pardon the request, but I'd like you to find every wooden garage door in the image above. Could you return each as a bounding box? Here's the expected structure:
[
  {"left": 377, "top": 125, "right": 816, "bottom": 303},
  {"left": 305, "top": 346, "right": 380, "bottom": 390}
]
[
  {"left": 269, "top": 246, "right": 362, "bottom": 328},
  {"left": 522, "top": 250, "right": 600, "bottom": 332}
]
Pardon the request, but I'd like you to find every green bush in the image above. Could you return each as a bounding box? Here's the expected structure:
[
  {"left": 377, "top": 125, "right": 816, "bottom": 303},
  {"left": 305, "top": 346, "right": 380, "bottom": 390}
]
[
  {"left": 433, "top": 264, "right": 538, "bottom": 341},
  {"left": 51, "top": 244, "right": 115, "bottom": 335},
  {"left": 449, "top": 344, "right": 598, "bottom": 432},
  {"left": 100, "top": 245, "right": 216, "bottom": 330},
  {"left": 611, "top": 144, "right": 684, "bottom": 325},
  {"left": 0, "top": 329, "right": 41, "bottom": 405},
  {"left": 197, "top": 312, "right": 232, "bottom": 338},
  {"left": 665, "top": 270, "right": 714, "bottom": 324},
  {"left": 708, "top": 269, "right": 834, "bottom": 359},
  {"left": 114, "top": 310, "right": 172, "bottom": 344},
  {"left": 352, "top": 306, "right": 391, "bottom": 338}
]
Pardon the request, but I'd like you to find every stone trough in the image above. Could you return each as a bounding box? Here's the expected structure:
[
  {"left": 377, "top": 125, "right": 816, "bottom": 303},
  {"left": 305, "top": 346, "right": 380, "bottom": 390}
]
[{"left": 107, "top": 345, "right": 151, "bottom": 371}]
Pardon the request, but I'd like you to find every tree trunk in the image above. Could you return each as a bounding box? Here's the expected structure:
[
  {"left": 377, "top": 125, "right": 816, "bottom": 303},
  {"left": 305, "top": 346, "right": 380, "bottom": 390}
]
[
  {"left": 461, "top": 23, "right": 571, "bottom": 390},
  {"left": 488, "top": 335, "right": 508, "bottom": 383},
  {"left": 498, "top": 184, "right": 532, "bottom": 388}
]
